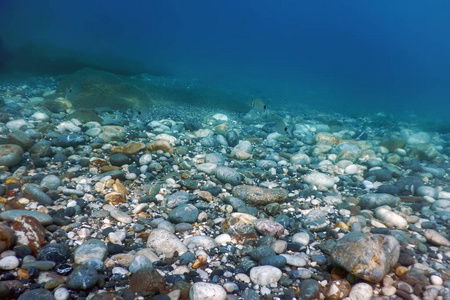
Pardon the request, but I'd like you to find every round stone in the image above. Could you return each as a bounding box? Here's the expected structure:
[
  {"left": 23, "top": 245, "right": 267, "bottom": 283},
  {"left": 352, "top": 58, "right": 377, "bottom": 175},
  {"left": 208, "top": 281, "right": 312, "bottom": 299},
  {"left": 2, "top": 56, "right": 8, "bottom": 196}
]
[
  {"left": 232, "top": 185, "right": 288, "bottom": 206},
  {"left": 249, "top": 265, "right": 282, "bottom": 286},
  {"left": 168, "top": 203, "right": 199, "bottom": 223},
  {"left": 37, "top": 243, "right": 71, "bottom": 264},
  {"left": 215, "top": 166, "right": 242, "bottom": 185},
  {"left": 0, "top": 144, "right": 23, "bottom": 167},
  {"left": 147, "top": 229, "right": 187, "bottom": 258},
  {"left": 40, "top": 175, "right": 62, "bottom": 190},
  {"left": 189, "top": 282, "right": 227, "bottom": 300},
  {"left": 73, "top": 239, "right": 108, "bottom": 264},
  {"left": 0, "top": 256, "right": 19, "bottom": 270},
  {"left": 66, "top": 265, "right": 99, "bottom": 290}
]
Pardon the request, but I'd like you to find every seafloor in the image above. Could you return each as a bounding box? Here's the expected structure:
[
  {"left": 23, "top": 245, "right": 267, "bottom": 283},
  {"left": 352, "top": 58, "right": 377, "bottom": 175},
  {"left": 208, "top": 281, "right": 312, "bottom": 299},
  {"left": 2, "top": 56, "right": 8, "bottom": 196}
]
[{"left": 0, "top": 71, "right": 449, "bottom": 300}]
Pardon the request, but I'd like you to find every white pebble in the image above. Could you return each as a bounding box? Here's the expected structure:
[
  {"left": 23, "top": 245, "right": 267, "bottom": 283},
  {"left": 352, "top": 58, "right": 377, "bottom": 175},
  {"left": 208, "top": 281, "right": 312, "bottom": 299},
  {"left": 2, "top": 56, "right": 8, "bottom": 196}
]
[
  {"left": 54, "top": 287, "right": 70, "bottom": 300},
  {"left": 189, "top": 282, "right": 227, "bottom": 300},
  {"left": 214, "top": 233, "right": 231, "bottom": 245},
  {"left": 430, "top": 275, "right": 443, "bottom": 286},
  {"left": 250, "top": 266, "right": 282, "bottom": 286},
  {"left": 348, "top": 282, "right": 373, "bottom": 300},
  {"left": 292, "top": 231, "right": 310, "bottom": 246},
  {"left": 0, "top": 256, "right": 19, "bottom": 270}
]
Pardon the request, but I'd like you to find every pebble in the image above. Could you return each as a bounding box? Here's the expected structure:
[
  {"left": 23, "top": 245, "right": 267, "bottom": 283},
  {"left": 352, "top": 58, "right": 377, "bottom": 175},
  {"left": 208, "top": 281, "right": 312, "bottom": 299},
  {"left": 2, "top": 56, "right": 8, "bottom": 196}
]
[
  {"left": 375, "top": 206, "right": 408, "bottom": 229},
  {"left": 359, "top": 193, "right": 399, "bottom": 209},
  {"left": 168, "top": 203, "right": 199, "bottom": 223},
  {"left": 292, "top": 231, "right": 310, "bottom": 245},
  {"left": 250, "top": 265, "right": 282, "bottom": 286},
  {"left": 129, "top": 255, "right": 153, "bottom": 273},
  {"left": 21, "top": 183, "right": 53, "bottom": 205},
  {"left": 189, "top": 282, "right": 227, "bottom": 300},
  {"left": 0, "top": 255, "right": 19, "bottom": 270},
  {"left": 73, "top": 239, "right": 108, "bottom": 264},
  {"left": 215, "top": 166, "right": 242, "bottom": 185},
  {"left": 303, "top": 171, "right": 336, "bottom": 190},
  {"left": 147, "top": 229, "right": 187, "bottom": 258},
  {"left": 66, "top": 265, "right": 99, "bottom": 290},
  {"left": 348, "top": 282, "right": 373, "bottom": 299}
]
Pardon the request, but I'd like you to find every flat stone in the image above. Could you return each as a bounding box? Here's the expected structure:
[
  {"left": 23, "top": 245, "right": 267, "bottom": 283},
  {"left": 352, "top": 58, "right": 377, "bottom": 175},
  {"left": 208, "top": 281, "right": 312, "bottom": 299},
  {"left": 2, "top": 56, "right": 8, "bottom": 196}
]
[
  {"left": 0, "top": 256, "right": 19, "bottom": 270},
  {"left": 249, "top": 265, "right": 282, "bottom": 286},
  {"left": 331, "top": 232, "right": 400, "bottom": 283},
  {"left": 215, "top": 166, "right": 242, "bottom": 185},
  {"left": 109, "top": 209, "right": 133, "bottom": 224},
  {"left": 17, "top": 288, "right": 55, "bottom": 300},
  {"left": 147, "top": 229, "right": 187, "bottom": 258},
  {"left": 280, "top": 254, "right": 307, "bottom": 267},
  {"left": 423, "top": 229, "right": 450, "bottom": 247},
  {"left": 232, "top": 185, "right": 288, "bottom": 206},
  {"left": 303, "top": 172, "right": 336, "bottom": 190},
  {"left": 166, "top": 191, "right": 190, "bottom": 209},
  {"left": 0, "top": 225, "right": 15, "bottom": 253},
  {"left": 73, "top": 239, "right": 108, "bottom": 265},
  {"left": 168, "top": 203, "right": 199, "bottom": 223},
  {"left": 189, "top": 282, "right": 227, "bottom": 300},
  {"left": 359, "top": 193, "right": 400, "bottom": 209}
]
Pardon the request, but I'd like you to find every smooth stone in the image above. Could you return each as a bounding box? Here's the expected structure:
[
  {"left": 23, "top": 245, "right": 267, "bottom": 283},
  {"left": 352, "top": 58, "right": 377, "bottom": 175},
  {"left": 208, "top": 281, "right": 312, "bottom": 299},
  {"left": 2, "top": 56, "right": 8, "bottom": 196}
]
[
  {"left": 0, "top": 225, "right": 15, "bottom": 253},
  {"left": 303, "top": 209, "right": 328, "bottom": 232},
  {"left": 260, "top": 255, "right": 286, "bottom": 268},
  {"left": 215, "top": 166, "right": 242, "bottom": 185},
  {"left": 375, "top": 207, "right": 408, "bottom": 229},
  {"left": 331, "top": 232, "right": 400, "bottom": 283},
  {"left": 40, "top": 175, "right": 62, "bottom": 190},
  {"left": 53, "top": 287, "right": 70, "bottom": 300},
  {"left": 189, "top": 282, "right": 227, "bottom": 300},
  {"left": 184, "top": 236, "right": 216, "bottom": 250},
  {"left": 109, "top": 153, "right": 130, "bottom": 166},
  {"left": 303, "top": 172, "right": 336, "bottom": 190},
  {"left": 56, "top": 134, "right": 87, "bottom": 148},
  {"left": 21, "top": 261, "right": 56, "bottom": 270},
  {"left": 232, "top": 185, "right": 288, "bottom": 206},
  {"left": 394, "top": 176, "right": 423, "bottom": 195},
  {"left": 231, "top": 140, "right": 252, "bottom": 156},
  {"left": 21, "top": 184, "right": 53, "bottom": 205},
  {"left": 129, "top": 255, "right": 153, "bottom": 273},
  {"left": 289, "top": 268, "right": 312, "bottom": 279},
  {"left": 12, "top": 215, "right": 47, "bottom": 255},
  {"left": 423, "top": 229, "right": 450, "bottom": 247},
  {"left": 359, "top": 193, "right": 399, "bottom": 209},
  {"left": 66, "top": 265, "right": 98, "bottom": 290},
  {"left": 292, "top": 231, "right": 310, "bottom": 246},
  {"left": 431, "top": 199, "right": 450, "bottom": 212},
  {"left": 166, "top": 191, "right": 190, "bottom": 209},
  {"left": 280, "top": 254, "right": 307, "bottom": 267},
  {"left": 249, "top": 265, "right": 282, "bottom": 286},
  {"left": 327, "top": 279, "right": 351, "bottom": 299},
  {"left": 147, "top": 229, "right": 187, "bottom": 258},
  {"left": 0, "top": 144, "right": 23, "bottom": 167},
  {"left": 167, "top": 203, "right": 199, "bottom": 223},
  {"left": 214, "top": 233, "right": 232, "bottom": 245},
  {"left": 416, "top": 186, "right": 439, "bottom": 198},
  {"left": 348, "top": 282, "right": 373, "bottom": 300},
  {"left": 73, "top": 239, "right": 108, "bottom": 264},
  {"left": 250, "top": 245, "right": 275, "bottom": 261},
  {"left": 195, "top": 163, "right": 217, "bottom": 175},
  {"left": 253, "top": 219, "right": 284, "bottom": 238},
  {"left": 109, "top": 209, "right": 133, "bottom": 223},
  {"left": 0, "top": 256, "right": 19, "bottom": 270},
  {"left": 225, "top": 130, "right": 239, "bottom": 147}
]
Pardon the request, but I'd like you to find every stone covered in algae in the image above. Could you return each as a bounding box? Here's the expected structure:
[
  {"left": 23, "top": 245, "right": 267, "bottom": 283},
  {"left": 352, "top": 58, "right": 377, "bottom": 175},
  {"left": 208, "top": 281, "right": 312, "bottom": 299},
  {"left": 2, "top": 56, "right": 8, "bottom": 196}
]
[{"left": 231, "top": 185, "right": 288, "bottom": 206}]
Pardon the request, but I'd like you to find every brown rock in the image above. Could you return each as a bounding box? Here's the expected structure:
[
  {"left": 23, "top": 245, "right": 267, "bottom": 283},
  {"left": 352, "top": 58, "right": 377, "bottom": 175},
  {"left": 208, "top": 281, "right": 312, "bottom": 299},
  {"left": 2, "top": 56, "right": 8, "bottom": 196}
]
[
  {"left": 111, "top": 141, "right": 145, "bottom": 155},
  {"left": 232, "top": 185, "right": 288, "bottom": 206},
  {"left": 147, "top": 140, "right": 173, "bottom": 154},
  {"left": 0, "top": 224, "right": 16, "bottom": 253},
  {"left": 400, "top": 269, "right": 428, "bottom": 296},
  {"left": 327, "top": 279, "right": 351, "bottom": 300},
  {"left": 104, "top": 192, "right": 126, "bottom": 205},
  {"left": 423, "top": 229, "right": 450, "bottom": 247},
  {"left": 12, "top": 215, "right": 47, "bottom": 255},
  {"left": 253, "top": 219, "right": 284, "bottom": 238},
  {"left": 129, "top": 267, "right": 166, "bottom": 296},
  {"left": 222, "top": 213, "right": 258, "bottom": 244}
]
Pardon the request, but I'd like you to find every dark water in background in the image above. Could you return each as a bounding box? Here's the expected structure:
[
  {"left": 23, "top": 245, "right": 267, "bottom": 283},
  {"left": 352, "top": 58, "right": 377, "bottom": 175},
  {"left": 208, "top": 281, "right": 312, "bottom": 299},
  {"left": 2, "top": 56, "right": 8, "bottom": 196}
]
[{"left": 1, "top": 0, "right": 450, "bottom": 121}]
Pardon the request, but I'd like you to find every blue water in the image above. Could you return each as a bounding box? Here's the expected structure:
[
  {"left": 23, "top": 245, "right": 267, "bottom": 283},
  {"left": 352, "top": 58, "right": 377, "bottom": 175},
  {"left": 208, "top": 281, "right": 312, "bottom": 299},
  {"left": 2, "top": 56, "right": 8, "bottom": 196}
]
[{"left": 1, "top": 0, "right": 450, "bottom": 120}]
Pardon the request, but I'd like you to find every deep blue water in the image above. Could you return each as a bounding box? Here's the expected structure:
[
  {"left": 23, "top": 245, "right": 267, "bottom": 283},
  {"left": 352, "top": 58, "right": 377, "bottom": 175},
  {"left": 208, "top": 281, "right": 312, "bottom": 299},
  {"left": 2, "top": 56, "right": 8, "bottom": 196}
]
[{"left": 1, "top": 1, "right": 450, "bottom": 119}]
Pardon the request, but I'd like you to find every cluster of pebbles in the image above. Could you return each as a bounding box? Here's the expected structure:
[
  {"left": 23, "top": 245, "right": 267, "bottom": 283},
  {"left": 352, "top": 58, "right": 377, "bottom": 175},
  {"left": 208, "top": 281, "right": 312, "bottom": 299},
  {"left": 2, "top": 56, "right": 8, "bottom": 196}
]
[{"left": 0, "top": 76, "right": 449, "bottom": 300}]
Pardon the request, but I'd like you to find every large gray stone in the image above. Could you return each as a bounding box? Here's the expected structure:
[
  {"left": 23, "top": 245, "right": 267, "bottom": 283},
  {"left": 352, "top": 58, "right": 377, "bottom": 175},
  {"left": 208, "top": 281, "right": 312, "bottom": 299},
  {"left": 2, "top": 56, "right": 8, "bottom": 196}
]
[
  {"left": 147, "top": 228, "right": 187, "bottom": 258},
  {"left": 359, "top": 193, "right": 400, "bottom": 209},
  {"left": 0, "top": 210, "right": 53, "bottom": 225},
  {"left": 215, "top": 166, "right": 242, "bottom": 185},
  {"left": 0, "top": 144, "right": 23, "bottom": 167}
]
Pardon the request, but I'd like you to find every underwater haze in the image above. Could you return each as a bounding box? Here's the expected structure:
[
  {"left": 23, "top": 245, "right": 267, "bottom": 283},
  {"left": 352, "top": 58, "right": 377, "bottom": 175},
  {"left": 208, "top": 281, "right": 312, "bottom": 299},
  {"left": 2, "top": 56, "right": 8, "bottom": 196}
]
[{"left": 1, "top": 0, "right": 450, "bottom": 119}]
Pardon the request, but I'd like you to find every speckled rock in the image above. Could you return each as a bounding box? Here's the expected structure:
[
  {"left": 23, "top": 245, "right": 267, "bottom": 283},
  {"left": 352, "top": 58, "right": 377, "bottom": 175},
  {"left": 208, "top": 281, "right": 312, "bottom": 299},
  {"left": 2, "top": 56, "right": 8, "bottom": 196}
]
[
  {"left": 253, "top": 219, "right": 285, "bottom": 238},
  {"left": 166, "top": 190, "right": 190, "bottom": 209},
  {"left": 73, "top": 239, "right": 108, "bottom": 264},
  {"left": 331, "top": 232, "right": 400, "bottom": 283},
  {"left": 375, "top": 207, "right": 407, "bottom": 229},
  {"left": 423, "top": 229, "right": 450, "bottom": 247},
  {"left": 249, "top": 265, "right": 282, "bottom": 286},
  {"left": 167, "top": 203, "right": 199, "bottom": 223},
  {"left": 12, "top": 215, "right": 47, "bottom": 255},
  {"left": 99, "top": 126, "right": 126, "bottom": 142},
  {"left": 184, "top": 236, "right": 216, "bottom": 250},
  {"left": 66, "top": 265, "right": 99, "bottom": 290},
  {"left": 347, "top": 282, "right": 373, "bottom": 300},
  {"left": 190, "top": 282, "right": 227, "bottom": 300},
  {"left": 147, "top": 229, "right": 187, "bottom": 258},
  {"left": 232, "top": 185, "right": 288, "bottom": 206},
  {"left": 303, "top": 172, "right": 336, "bottom": 190}
]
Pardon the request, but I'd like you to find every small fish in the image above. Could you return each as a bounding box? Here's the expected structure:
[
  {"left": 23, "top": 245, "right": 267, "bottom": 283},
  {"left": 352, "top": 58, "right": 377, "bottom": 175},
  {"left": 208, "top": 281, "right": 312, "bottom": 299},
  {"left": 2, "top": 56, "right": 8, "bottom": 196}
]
[
  {"left": 251, "top": 98, "right": 266, "bottom": 113},
  {"left": 64, "top": 81, "right": 81, "bottom": 99},
  {"left": 274, "top": 119, "right": 288, "bottom": 134}
]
